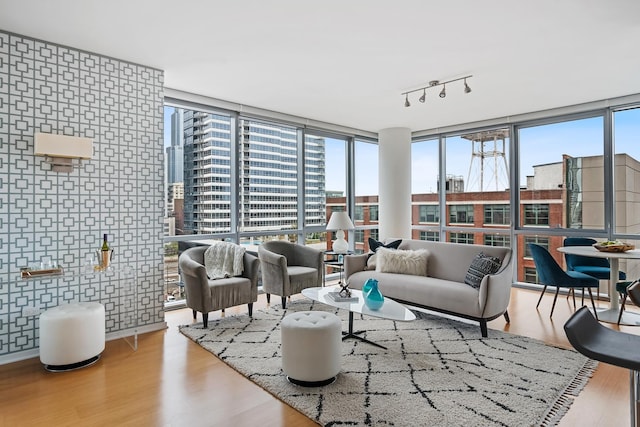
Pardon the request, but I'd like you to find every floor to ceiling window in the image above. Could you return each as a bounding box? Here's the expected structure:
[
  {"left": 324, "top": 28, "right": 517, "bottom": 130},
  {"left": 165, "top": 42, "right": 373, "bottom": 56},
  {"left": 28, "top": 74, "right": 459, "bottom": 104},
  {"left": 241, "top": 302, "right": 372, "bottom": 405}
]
[
  {"left": 311, "top": 134, "right": 347, "bottom": 254},
  {"left": 443, "top": 129, "right": 511, "bottom": 244},
  {"left": 516, "top": 116, "right": 604, "bottom": 285},
  {"left": 613, "top": 107, "right": 640, "bottom": 281},
  {"left": 354, "top": 139, "right": 379, "bottom": 252},
  {"left": 411, "top": 138, "right": 440, "bottom": 240},
  {"left": 162, "top": 102, "right": 369, "bottom": 305}
]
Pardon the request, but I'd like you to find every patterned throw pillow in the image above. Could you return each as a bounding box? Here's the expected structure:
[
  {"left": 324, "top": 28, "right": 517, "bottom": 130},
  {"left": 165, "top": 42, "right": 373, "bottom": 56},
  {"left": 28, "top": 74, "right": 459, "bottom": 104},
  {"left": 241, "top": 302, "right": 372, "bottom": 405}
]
[
  {"left": 464, "top": 252, "right": 502, "bottom": 289},
  {"left": 366, "top": 238, "right": 403, "bottom": 270}
]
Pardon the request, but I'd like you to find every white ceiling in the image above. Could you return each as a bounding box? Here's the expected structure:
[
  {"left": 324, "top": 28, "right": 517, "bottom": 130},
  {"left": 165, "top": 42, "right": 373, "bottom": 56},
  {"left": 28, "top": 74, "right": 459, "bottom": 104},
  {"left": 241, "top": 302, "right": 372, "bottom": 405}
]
[{"left": 2, "top": 0, "right": 640, "bottom": 133}]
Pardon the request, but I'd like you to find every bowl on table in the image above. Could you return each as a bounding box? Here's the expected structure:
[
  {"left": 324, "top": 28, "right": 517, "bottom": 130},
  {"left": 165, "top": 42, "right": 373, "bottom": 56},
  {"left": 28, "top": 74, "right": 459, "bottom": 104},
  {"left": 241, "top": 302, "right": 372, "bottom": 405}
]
[{"left": 593, "top": 241, "right": 635, "bottom": 253}]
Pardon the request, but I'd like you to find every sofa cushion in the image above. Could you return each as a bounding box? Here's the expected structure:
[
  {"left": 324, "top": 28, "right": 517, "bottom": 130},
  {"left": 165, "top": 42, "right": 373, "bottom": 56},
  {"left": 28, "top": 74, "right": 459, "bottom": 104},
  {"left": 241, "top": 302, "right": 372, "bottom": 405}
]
[
  {"left": 366, "top": 238, "right": 402, "bottom": 270},
  {"left": 376, "top": 247, "right": 429, "bottom": 276},
  {"left": 464, "top": 252, "right": 502, "bottom": 289}
]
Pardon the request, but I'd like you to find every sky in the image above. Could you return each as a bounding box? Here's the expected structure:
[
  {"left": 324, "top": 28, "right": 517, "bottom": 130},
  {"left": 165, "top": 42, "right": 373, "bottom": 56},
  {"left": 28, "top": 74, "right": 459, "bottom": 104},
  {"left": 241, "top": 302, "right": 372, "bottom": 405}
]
[{"left": 164, "top": 106, "right": 639, "bottom": 197}]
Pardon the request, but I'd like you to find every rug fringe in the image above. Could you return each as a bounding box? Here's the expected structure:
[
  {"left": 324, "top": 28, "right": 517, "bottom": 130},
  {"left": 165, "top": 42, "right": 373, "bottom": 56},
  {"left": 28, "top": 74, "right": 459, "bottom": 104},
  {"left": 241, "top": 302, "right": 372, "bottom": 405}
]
[{"left": 538, "top": 359, "right": 599, "bottom": 427}]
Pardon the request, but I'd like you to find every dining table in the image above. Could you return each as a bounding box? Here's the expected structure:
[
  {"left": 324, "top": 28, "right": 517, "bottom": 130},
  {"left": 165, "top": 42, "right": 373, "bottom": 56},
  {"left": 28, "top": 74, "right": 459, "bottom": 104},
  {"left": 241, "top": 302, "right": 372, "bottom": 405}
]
[{"left": 557, "top": 245, "right": 640, "bottom": 325}]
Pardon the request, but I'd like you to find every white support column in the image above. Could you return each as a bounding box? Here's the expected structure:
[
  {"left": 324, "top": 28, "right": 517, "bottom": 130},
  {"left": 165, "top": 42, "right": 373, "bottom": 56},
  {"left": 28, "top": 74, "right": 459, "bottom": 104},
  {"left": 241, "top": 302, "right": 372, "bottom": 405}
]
[{"left": 378, "top": 127, "right": 412, "bottom": 240}]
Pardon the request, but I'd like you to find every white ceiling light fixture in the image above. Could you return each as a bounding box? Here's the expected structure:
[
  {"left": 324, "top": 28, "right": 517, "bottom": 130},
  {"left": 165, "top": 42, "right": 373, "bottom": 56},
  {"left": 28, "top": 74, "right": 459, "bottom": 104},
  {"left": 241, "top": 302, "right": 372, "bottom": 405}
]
[{"left": 401, "top": 75, "right": 472, "bottom": 107}]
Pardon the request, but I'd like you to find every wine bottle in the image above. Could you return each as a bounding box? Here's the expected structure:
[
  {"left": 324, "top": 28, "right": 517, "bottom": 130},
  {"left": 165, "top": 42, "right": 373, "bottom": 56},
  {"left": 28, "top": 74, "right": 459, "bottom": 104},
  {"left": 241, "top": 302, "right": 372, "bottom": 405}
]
[
  {"left": 101, "top": 234, "right": 109, "bottom": 251},
  {"left": 101, "top": 234, "right": 110, "bottom": 268}
]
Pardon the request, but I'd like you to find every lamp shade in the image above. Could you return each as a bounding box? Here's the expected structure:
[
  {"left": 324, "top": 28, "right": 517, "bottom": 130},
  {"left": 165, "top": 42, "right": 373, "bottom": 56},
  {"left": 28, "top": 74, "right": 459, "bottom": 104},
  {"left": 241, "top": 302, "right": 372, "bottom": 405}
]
[{"left": 326, "top": 212, "right": 354, "bottom": 231}]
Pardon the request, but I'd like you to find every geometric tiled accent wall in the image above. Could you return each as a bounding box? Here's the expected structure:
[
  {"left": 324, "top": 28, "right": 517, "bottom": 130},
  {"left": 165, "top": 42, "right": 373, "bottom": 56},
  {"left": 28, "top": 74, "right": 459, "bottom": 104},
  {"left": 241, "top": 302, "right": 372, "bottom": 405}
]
[{"left": 0, "top": 31, "right": 165, "bottom": 359}]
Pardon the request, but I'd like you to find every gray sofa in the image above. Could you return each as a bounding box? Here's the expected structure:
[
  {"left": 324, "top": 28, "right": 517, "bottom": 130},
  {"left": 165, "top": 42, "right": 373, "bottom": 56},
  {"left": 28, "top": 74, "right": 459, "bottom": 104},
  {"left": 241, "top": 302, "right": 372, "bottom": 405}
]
[{"left": 344, "top": 239, "right": 513, "bottom": 337}]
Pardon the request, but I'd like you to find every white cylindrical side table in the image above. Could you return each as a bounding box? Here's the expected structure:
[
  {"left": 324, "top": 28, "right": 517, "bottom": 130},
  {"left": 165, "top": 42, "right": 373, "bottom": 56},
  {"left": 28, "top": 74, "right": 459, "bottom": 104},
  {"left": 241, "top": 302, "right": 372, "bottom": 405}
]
[
  {"left": 281, "top": 310, "right": 342, "bottom": 386},
  {"left": 39, "top": 302, "right": 105, "bottom": 372}
]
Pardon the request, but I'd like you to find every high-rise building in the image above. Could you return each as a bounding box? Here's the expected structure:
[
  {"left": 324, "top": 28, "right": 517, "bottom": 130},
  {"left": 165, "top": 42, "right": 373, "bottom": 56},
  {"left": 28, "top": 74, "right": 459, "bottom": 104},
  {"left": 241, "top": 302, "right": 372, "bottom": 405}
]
[
  {"left": 166, "top": 109, "right": 184, "bottom": 184},
  {"left": 182, "top": 110, "right": 326, "bottom": 234}
]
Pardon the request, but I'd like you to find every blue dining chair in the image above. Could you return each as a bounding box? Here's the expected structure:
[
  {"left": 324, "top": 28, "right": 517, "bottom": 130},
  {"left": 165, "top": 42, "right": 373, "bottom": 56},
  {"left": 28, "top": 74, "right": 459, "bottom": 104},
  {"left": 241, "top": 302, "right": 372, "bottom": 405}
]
[
  {"left": 564, "top": 237, "right": 626, "bottom": 280},
  {"left": 529, "top": 243, "right": 599, "bottom": 318}
]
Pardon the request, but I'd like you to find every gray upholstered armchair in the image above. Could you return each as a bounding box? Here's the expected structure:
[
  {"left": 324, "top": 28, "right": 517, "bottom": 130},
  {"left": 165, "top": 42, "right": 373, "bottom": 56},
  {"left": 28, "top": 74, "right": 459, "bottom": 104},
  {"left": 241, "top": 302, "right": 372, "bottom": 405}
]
[
  {"left": 179, "top": 245, "right": 259, "bottom": 328},
  {"left": 258, "top": 240, "right": 323, "bottom": 309}
]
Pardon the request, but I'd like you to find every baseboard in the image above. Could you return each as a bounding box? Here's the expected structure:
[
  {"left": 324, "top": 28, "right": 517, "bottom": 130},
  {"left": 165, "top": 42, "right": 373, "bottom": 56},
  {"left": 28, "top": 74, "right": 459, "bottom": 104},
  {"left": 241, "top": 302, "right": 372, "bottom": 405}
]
[{"left": 0, "top": 321, "right": 168, "bottom": 366}]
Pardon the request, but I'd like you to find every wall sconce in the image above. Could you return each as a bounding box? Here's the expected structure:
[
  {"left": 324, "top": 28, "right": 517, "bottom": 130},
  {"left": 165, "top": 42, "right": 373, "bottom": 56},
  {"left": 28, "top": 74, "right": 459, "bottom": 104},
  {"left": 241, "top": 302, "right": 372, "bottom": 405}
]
[
  {"left": 402, "top": 75, "right": 472, "bottom": 107},
  {"left": 34, "top": 132, "right": 93, "bottom": 173}
]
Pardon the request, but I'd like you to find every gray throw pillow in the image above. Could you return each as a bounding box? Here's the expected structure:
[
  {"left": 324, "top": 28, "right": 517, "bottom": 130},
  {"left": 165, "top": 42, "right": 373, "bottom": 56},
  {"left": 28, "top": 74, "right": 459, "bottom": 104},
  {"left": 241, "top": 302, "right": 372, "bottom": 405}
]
[{"left": 464, "top": 252, "right": 502, "bottom": 289}]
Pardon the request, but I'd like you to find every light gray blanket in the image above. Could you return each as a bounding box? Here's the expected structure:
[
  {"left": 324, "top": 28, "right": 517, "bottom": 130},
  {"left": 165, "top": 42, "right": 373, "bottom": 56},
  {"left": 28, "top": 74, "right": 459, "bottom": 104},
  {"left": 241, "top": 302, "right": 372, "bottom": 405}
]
[{"left": 204, "top": 242, "right": 246, "bottom": 279}]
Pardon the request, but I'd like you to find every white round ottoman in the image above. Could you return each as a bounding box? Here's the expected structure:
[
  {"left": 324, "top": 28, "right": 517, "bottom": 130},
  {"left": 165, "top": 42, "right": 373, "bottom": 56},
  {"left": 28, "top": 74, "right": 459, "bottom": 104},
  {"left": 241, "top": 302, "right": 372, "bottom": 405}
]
[
  {"left": 39, "top": 302, "right": 106, "bottom": 372},
  {"left": 281, "top": 311, "right": 342, "bottom": 386}
]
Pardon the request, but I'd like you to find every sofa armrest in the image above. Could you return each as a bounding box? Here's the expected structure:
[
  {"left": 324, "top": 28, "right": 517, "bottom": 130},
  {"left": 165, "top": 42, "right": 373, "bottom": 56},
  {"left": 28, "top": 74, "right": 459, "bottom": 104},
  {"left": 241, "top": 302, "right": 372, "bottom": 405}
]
[
  {"left": 258, "top": 246, "right": 290, "bottom": 295},
  {"left": 478, "top": 254, "right": 513, "bottom": 318},
  {"left": 344, "top": 253, "right": 368, "bottom": 281}
]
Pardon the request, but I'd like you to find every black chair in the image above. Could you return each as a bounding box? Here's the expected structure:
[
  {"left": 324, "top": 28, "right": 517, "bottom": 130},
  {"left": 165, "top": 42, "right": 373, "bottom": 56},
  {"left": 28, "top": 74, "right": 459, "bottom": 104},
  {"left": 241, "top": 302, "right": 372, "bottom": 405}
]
[
  {"left": 615, "top": 280, "right": 640, "bottom": 324},
  {"left": 529, "top": 243, "right": 599, "bottom": 318},
  {"left": 564, "top": 306, "right": 640, "bottom": 427}
]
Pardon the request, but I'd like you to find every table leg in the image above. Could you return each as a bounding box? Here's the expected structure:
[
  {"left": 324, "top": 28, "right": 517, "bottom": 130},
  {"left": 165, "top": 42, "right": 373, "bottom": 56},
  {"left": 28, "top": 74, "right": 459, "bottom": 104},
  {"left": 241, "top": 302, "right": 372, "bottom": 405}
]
[
  {"left": 610, "top": 258, "right": 620, "bottom": 310},
  {"left": 341, "top": 311, "right": 387, "bottom": 349},
  {"left": 595, "top": 258, "right": 640, "bottom": 325}
]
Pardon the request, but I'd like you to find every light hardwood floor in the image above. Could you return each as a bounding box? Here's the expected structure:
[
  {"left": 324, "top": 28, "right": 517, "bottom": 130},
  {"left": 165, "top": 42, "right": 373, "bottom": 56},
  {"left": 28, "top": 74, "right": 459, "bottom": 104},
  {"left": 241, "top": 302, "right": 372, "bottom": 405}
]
[{"left": 1, "top": 286, "right": 637, "bottom": 427}]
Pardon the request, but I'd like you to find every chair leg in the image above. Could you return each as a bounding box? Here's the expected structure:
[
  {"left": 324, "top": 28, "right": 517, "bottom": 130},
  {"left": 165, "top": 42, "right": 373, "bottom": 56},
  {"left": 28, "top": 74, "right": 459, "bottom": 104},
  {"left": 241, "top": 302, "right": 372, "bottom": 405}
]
[
  {"left": 503, "top": 310, "right": 510, "bottom": 323},
  {"left": 550, "top": 287, "right": 560, "bottom": 317},
  {"left": 281, "top": 296, "right": 287, "bottom": 309},
  {"left": 192, "top": 309, "right": 197, "bottom": 319},
  {"left": 536, "top": 285, "right": 548, "bottom": 309},
  {"left": 266, "top": 293, "right": 271, "bottom": 304},
  {"left": 587, "top": 287, "right": 598, "bottom": 321},
  {"left": 248, "top": 303, "right": 253, "bottom": 317},
  {"left": 630, "top": 370, "right": 639, "bottom": 427},
  {"left": 202, "top": 312, "right": 208, "bottom": 328},
  {"left": 618, "top": 294, "right": 628, "bottom": 325},
  {"left": 572, "top": 287, "right": 577, "bottom": 309},
  {"left": 581, "top": 288, "right": 585, "bottom": 306}
]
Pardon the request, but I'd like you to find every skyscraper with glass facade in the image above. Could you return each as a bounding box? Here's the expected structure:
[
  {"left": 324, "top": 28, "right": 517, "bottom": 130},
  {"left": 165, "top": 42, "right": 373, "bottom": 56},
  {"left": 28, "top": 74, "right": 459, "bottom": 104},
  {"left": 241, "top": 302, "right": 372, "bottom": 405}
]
[{"left": 182, "top": 110, "right": 326, "bottom": 234}]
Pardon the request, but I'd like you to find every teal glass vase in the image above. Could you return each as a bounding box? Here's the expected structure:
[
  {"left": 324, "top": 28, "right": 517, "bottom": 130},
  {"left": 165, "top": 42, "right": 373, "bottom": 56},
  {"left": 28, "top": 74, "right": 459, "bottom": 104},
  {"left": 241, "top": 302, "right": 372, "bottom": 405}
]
[
  {"left": 362, "top": 278, "right": 376, "bottom": 294},
  {"left": 363, "top": 278, "right": 384, "bottom": 310}
]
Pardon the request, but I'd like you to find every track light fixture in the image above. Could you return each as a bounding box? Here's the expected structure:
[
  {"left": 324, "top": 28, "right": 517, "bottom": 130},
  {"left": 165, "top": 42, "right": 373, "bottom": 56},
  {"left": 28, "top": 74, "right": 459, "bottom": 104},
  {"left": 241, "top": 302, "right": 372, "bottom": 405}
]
[
  {"left": 401, "top": 75, "right": 472, "bottom": 107},
  {"left": 439, "top": 84, "right": 446, "bottom": 98},
  {"left": 464, "top": 78, "right": 471, "bottom": 94},
  {"left": 419, "top": 88, "right": 426, "bottom": 103}
]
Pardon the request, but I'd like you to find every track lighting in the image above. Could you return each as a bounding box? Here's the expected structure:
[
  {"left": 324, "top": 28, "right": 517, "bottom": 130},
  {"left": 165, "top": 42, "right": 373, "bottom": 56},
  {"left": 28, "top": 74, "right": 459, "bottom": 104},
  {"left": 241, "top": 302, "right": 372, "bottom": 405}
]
[
  {"left": 464, "top": 78, "right": 471, "bottom": 93},
  {"left": 401, "top": 75, "right": 472, "bottom": 107}
]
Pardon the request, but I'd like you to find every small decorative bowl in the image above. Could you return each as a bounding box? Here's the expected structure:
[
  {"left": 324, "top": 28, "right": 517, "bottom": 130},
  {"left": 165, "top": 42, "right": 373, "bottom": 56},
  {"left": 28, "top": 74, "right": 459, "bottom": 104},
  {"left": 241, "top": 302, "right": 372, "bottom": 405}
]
[{"left": 593, "top": 243, "right": 635, "bottom": 253}]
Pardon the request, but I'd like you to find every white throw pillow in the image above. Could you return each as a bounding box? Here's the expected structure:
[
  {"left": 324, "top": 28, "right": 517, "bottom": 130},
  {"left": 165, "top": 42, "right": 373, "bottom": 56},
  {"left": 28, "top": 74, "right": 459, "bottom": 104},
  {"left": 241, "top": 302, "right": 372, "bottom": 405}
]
[{"left": 376, "top": 247, "right": 429, "bottom": 276}]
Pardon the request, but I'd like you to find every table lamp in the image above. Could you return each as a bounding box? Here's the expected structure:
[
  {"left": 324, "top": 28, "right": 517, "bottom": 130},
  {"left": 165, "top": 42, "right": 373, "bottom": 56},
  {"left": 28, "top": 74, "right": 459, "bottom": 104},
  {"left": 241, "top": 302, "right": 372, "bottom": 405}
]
[{"left": 326, "top": 211, "right": 354, "bottom": 254}]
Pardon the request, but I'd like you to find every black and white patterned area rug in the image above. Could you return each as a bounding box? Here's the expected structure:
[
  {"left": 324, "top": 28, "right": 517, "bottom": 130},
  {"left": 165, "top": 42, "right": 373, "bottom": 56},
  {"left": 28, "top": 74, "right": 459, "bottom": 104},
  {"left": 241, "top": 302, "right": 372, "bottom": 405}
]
[{"left": 179, "top": 301, "right": 596, "bottom": 427}]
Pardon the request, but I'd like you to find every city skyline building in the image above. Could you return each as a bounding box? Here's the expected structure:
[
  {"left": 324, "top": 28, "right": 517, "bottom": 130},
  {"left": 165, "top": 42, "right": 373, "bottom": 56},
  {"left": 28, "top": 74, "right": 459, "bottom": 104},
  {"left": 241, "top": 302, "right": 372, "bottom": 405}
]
[
  {"left": 181, "top": 110, "right": 326, "bottom": 234},
  {"left": 166, "top": 109, "right": 184, "bottom": 184}
]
